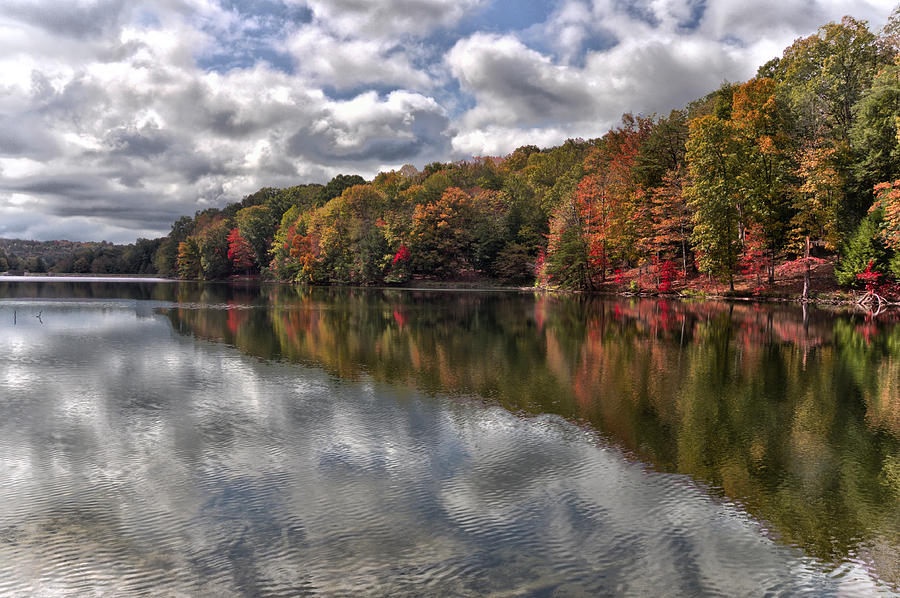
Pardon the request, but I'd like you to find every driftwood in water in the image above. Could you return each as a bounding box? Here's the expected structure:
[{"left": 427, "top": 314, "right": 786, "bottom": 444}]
[{"left": 856, "top": 291, "right": 899, "bottom": 315}]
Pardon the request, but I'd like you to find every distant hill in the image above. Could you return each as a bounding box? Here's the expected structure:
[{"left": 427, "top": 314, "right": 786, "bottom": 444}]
[
  {"left": 0, "top": 237, "right": 161, "bottom": 275},
  {"left": 0, "top": 238, "right": 114, "bottom": 263}
]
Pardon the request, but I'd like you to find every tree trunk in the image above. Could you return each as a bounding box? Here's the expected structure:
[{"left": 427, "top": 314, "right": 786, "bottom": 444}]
[
  {"left": 802, "top": 235, "right": 811, "bottom": 303},
  {"left": 655, "top": 252, "right": 661, "bottom": 289},
  {"left": 600, "top": 244, "right": 607, "bottom": 283}
]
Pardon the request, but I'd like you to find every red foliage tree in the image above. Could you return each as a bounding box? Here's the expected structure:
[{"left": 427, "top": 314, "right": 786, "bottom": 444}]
[
  {"left": 575, "top": 174, "right": 613, "bottom": 278},
  {"left": 227, "top": 228, "right": 255, "bottom": 273},
  {"left": 657, "top": 259, "right": 677, "bottom": 293},
  {"left": 857, "top": 260, "right": 882, "bottom": 293},
  {"left": 648, "top": 168, "right": 692, "bottom": 275},
  {"left": 393, "top": 244, "right": 410, "bottom": 264},
  {"left": 739, "top": 224, "right": 769, "bottom": 293},
  {"left": 576, "top": 115, "right": 653, "bottom": 283}
]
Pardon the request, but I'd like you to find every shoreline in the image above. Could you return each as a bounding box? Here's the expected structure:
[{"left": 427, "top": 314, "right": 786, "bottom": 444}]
[
  {"left": 2, "top": 273, "right": 892, "bottom": 311},
  {"left": 0, "top": 274, "right": 173, "bottom": 283}
]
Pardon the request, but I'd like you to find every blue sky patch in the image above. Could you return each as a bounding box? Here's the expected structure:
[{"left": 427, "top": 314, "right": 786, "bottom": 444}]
[{"left": 463, "top": 0, "right": 559, "bottom": 34}]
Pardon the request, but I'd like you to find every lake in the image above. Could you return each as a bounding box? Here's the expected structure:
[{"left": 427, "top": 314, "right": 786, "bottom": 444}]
[{"left": 0, "top": 280, "right": 898, "bottom": 596}]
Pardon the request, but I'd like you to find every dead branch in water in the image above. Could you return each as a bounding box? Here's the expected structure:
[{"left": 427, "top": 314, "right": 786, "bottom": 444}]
[{"left": 856, "top": 291, "right": 899, "bottom": 315}]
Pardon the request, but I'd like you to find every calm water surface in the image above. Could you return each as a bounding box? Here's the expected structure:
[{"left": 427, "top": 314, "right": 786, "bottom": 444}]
[{"left": 0, "top": 280, "right": 899, "bottom": 596}]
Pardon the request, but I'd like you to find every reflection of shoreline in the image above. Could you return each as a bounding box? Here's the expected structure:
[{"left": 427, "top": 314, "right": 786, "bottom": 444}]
[
  {"left": 5, "top": 276, "right": 898, "bottom": 316},
  {"left": 3, "top": 304, "right": 880, "bottom": 595},
  {"left": 160, "top": 286, "right": 900, "bottom": 586},
  {"left": 2, "top": 281, "right": 898, "bottom": 591}
]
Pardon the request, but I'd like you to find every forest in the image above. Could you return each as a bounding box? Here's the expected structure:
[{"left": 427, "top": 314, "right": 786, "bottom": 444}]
[
  {"left": 0, "top": 238, "right": 159, "bottom": 275},
  {"left": 10, "top": 12, "right": 900, "bottom": 298}
]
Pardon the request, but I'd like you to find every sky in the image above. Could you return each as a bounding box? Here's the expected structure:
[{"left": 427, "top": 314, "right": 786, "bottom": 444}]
[{"left": 0, "top": 0, "right": 896, "bottom": 243}]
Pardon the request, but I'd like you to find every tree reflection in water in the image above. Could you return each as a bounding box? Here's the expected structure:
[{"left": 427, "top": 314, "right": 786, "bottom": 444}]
[{"left": 154, "top": 284, "right": 900, "bottom": 586}]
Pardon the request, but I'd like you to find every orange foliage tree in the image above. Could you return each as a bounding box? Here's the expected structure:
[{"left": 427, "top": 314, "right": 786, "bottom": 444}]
[
  {"left": 407, "top": 187, "right": 476, "bottom": 277},
  {"left": 647, "top": 167, "right": 692, "bottom": 275},
  {"left": 871, "top": 179, "right": 900, "bottom": 249},
  {"left": 576, "top": 115, "right": 652, "bottom": 282},
  {"left": 732, "top": 78, "right": 795, "bottom": 283}
]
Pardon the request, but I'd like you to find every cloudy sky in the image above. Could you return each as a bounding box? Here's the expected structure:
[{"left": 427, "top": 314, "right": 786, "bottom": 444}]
[{"left": 0, "top": 0, "right": 895, "bottom": 243}]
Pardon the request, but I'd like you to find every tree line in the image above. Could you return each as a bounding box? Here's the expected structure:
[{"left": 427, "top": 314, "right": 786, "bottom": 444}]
[{"left": 0, "top": 238, "right": 159, "bottom": 275}]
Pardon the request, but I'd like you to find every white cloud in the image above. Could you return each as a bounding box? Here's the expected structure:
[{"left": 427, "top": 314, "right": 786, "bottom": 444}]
[
  {"left": 448, "top": 33, "right": 597, "bottom": 129},
  {"left": 451, "top": 125, "right": 579, "bottom": 157},
  {"left": 304, "top": 0, "right": 487, "bottom": 38},
  {"left": 288, "top": 25, "right": 432, "bottom": 90},
  {"left": 286, "top": 90, "right": 451, "bottom": 164}
]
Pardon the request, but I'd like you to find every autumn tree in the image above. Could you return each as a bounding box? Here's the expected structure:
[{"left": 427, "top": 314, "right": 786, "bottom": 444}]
[
  {"left": 155, "top": 216, "right": 194, "bottom": 277},
  {"left": 227, "top": 228, "right": 255, "bottom": 273},
  {"left": 289, "top": 212, "right": 325, "bottom": 283},
  {"left": 685, "top": 114, "right": 744, "bottom": 289},
  {"left": 523, "top": 139, "right": 593, "bottom": 190},
  {"left": 731, "top": 78, "right": 795, "bottom": 282},
  {"left": 634, "top": 111, "right": 692, "bottom": 273},
  {"left": 850, "top": 56, "right": 900, "bottom": 192},
  {"left": 763, "top": 16, "right": 884, "bottom": 231},
  {"left": 739, "top": 224, "right": 769, "bottom": 291},
  {"left": 880, "top": 5, "right": 900, "bottom": 57},
  {"left": 407, "top": 187, "right": 477, "bottom": 277},
  {"left": 420, "top": 170, "right": 453, "bottom": 205},
  {"left": 194, "top": 218, "right": 232, "bottom": 279},
  {"left": 371, "top": 169, "right": 407, "bottom": 199},
  {"left": 236, "top": 205, "right": 275, "bottom": 270},
  {"left": 871, "top": 179, "right": 900, "bottom": 277},
  {"left": 501, "top": 145, "right": 541, "bottom": 173},
  {"left": 337, "top": 184, "right": 390, "bottom": 283},
  {"left": 574, "top": 174, "right": 615, "bottom": 281},
  {"left": 792, "top": 142, "right": 844, "bottom": 298},
  {"left": 765, "top": 16, "right": 881, "bottom": 143},
  {"left": 543, "top": 195, "right": 592, "bottom": 289},
  {"left": 286, "top": 184, "right": 391, "bottom": 284},
  {"left": 176, "top": 238, "right": 201, "bottom": 279},
  {"left": 269, "top": 206, "right": 301, "bottom": 280},
  {"left": 576, "top": 116, "right": 653, "bottom": 282},
  {"left": 633, "top": 110, "right": 688, "bottom": 190},
  {"left": 647, "top": 168, "right": 693, "bottom": 274}
]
